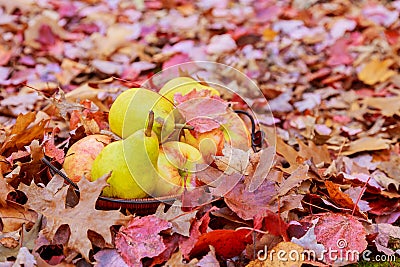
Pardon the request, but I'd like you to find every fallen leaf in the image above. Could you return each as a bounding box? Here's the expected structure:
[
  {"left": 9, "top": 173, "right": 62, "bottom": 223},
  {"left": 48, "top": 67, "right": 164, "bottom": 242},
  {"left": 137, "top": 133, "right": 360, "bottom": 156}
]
[
  {"left": 371, "top": 170, "right": 400, "bottom": 191},
  {"left": 179, "top": 207, "right": 215, "bottom": 259},
  {"left": 0, "top": 201, "right": 37, "bottom": 232},
  {"left": 214, "top": 146, "right": 250, "bottom": 175},
  {"left": 325, "top": 181, "right": 358, "bottom": 212},
  {"left": 0, "top": 112, "right": 48, "bottom": 155},
  {"left": 13, "top": 247, "right": 36, "bottom": 267},
  {"left": 276, "top": 137, "right": 301, "bottom": 174},
  {"left": 277, "top": 165, "right": 309, "bottom": 196},
  {"left": 224, "top": 180, "right": 277, "bottom": 220},
  {"left": 362, "top": 96, "right": 400, "bottom": 116},
  {"left": 155, "top": 201, "right": 197, "bottom": 237},
  {"left": 0, "top": 173, "right": 13, "bottom": 206},
  {"left": 197, "top": 246, "right": 219, "bottom": 266},
  {"left": 291, "top": 219, "right": 325, "bottom": 257},
  {"left": 164, "top": 250, "right": 198, "bottom": 266},
  {"left": 298, "top": 140, "right": 331, "bottom": 165},
  {"left": 341, "top": 137, "right": 391, "bottom": 156},
  {"left": 358, "top": 57, "right": 395, "bottom": 85},
  {"left": 190, "top": 229, "right": 252, "bottom": 259},
  {"left": 94, "top": 249, "right": 129, "bottom": 267},
  {"left": 313, "top": 213, "right": 367, "bottom": 265},
  {"left": 246, "top": 147, "right": 276, "bottom": 192},
  {"left": 21, "top": 174, "right": 131, "bottom": 261},
  {"left": 115, "top": 215, "right": 172, "bottom": 266}
]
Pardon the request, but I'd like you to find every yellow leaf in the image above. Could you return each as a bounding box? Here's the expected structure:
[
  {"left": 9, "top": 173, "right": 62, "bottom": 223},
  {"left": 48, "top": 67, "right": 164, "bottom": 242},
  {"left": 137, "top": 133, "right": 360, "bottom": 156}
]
[{"left": 358, "top": 57, "right": 395, "bottom": 85}]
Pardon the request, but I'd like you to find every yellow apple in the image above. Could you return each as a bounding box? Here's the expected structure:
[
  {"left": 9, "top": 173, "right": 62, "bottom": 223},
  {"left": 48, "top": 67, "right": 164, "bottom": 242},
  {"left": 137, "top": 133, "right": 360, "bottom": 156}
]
[{"left": 152, "top": 141, "right": 204, "bottom": 197}]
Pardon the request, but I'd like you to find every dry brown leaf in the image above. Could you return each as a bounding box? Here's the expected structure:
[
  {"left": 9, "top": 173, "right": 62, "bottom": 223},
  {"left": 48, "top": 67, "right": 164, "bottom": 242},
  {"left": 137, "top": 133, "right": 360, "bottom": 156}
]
[
  {"left": 0, "top": 112, "right": 48, "bottom": 155},
  {"left": 21, "top": 174, "right": 131, "bottom": 261},
  {"left": 358, "top": 57, "right": 395, "bottom": 85},
  {"left": 155, "top": 201, "right": 197, "bottom": 237},
  {"left": 246, "top": 146, "right": 276, "bottom": 192},
  {"left": 298, "top": 140, "right": 331, "bottom": 165},
  {"left": 164, "top": 250, "right": 198, "bottom": 266},
  {"left": 276, "top": 137, "right": 301, "bottom": 174},
  {"left": 341, "top": 137, "right": 391, "bottom": 156},
  {"left": 277, "top": 164, "right": 309, "bottom": 196},
  {"left": 362, "top": 96, "right": 400, "bottom": 116},
  {"left": 0, "top": 172, "right": 13, "bottom": 206},
  {"left": 0, "top": 201, "right": 37, "bottom": 232},
  {"left": 371, "top": 170, "right": 400, "bottom": 191},
  {"left": 213, "top": 146, "right": 251, "bottom": 175}
]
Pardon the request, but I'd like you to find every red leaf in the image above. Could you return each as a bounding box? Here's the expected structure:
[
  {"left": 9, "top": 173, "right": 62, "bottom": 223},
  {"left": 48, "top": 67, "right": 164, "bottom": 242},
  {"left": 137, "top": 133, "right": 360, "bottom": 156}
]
[
  {"left": 190, "top": 229, "right": 253, "bottom": 259},
  {"left": 179, "top": 207, "right": 215, "bottom": 259},
  {"left": 187, "top": 117, "right": 221, "bottom": 133},
  {"left": 115, "top": 215, "right": 172, "bottom": 266},
  {"left": 43, "top": 128, "right": 65, "bottom": 164},
  {"left": 224, "top": 180, "right": 277, "bottom": 220},
  {"left": 313, "top": 213, "right": 368, "bottom": 265}
]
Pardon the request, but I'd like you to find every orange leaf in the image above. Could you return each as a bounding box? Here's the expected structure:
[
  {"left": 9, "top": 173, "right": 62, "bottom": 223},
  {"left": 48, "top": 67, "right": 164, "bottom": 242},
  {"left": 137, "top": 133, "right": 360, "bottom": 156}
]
[{"left": 325, "top": 181, "right": 356, "bottom": 211}]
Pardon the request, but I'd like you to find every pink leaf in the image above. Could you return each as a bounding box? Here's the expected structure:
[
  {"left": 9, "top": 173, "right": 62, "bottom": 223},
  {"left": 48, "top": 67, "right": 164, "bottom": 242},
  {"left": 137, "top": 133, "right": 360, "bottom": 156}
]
[{"left": 115, "top": 215, "right": 172, "bottom": 266}]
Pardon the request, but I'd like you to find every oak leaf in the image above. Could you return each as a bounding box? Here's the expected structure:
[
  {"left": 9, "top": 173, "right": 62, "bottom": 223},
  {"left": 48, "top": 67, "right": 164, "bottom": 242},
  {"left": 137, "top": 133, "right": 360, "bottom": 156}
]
[
  {"left": 155, "top": 201, "right": 197, "bottom": 237},
  {"left": 21, "top": 174, "right": 131, "bottom": 261}
]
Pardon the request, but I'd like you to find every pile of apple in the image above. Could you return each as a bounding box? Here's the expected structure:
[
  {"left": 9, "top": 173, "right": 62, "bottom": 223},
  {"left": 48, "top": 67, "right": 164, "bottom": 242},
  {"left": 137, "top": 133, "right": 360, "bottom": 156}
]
[{"left": 63, "top": 77, "right": 251, "bottom": 199}]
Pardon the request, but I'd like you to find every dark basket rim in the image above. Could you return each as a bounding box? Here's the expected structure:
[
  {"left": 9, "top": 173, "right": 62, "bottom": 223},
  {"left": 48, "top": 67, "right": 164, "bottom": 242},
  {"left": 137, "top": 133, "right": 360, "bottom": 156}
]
[{"left": 97, "top": 194, "right": 180, "bottom": 204}]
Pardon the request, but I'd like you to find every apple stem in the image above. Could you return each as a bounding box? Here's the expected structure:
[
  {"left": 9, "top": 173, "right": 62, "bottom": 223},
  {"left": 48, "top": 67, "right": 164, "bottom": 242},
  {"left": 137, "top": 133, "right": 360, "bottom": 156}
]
[
  {"left": 174, "top": 123, "right": 194, "bottom": 130},
  {"left": 145, "top": 111, "right": 154, "bottom": 137}
]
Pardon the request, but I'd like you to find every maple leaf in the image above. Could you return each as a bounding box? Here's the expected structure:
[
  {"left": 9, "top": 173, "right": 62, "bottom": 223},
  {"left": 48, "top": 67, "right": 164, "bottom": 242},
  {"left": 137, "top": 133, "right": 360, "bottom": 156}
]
[
  {"left": 224, "top": 179, "right": 277, "bottom": 220},
  {"left": 21, "top": 174, "right": 131, "bottom": 261},
  {"left": 115, "top": 215, "right": 172, "bottom": 266},
  {"left": 312, "top": 213, "right": 368, "bottom": 265}
]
